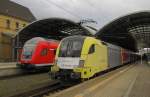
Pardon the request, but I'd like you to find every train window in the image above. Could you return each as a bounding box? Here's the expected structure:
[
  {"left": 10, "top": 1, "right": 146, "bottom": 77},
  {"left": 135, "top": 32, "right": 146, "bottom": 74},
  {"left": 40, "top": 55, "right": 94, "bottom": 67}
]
[
  {"left": 6, "top": 19, "right": 10, "bottom": 29},
  {"left": 16, "top": 22, "right": 19, "bottom": 30},
  {"left": 23, "top": 24, "right": 26, "bottom": 27},
  {"left": 41, "top": 48, "right": 48, "bottom": 56},
  {"left": 88, "top": 44, "right": 95, "bottom": 54}
]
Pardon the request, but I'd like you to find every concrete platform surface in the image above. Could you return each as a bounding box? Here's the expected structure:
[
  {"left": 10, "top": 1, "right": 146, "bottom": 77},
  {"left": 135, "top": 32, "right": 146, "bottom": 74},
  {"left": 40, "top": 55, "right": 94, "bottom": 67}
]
[
  {"left": 0, "top": 62, "right": 16, "bottom": 69},
  {"left": 47, "top": 62, "right": 150, "bottom": 97}
]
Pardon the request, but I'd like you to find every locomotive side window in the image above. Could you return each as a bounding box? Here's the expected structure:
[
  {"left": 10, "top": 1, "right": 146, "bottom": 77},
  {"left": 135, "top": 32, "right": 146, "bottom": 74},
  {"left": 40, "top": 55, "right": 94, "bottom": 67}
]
[
  {"left": 88, "top": 44, "right": 95, "bottom": 54},
  {"left": 41, "top": 48, "right": 48, "bottom": 56}
]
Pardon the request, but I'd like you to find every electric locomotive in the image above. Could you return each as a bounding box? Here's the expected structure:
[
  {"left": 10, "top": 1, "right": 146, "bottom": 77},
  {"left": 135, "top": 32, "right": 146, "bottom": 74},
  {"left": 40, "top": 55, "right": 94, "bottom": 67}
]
[
  {"left": 49, "top": 36, "right": 138, "bottom": 81},
  {"left": 17, "top": 37, "right": 59, "bottom": 69}
]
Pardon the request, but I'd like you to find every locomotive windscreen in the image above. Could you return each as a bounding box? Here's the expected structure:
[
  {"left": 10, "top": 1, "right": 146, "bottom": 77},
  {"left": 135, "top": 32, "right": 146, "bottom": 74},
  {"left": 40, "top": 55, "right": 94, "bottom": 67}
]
[{"left": 59, "top": 36, "right": 85, "bottom": 57}]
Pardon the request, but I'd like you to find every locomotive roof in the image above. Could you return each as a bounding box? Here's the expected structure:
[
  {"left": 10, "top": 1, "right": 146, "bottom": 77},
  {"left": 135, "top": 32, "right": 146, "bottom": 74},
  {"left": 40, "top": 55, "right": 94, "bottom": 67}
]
[{"left": 27, "top": 37, "right": 59, "bottom": 43}]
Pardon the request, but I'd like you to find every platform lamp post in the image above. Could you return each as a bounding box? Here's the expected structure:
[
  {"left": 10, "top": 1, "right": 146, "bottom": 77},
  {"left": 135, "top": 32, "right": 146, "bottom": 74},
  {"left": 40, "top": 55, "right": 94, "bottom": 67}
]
[
  {"left": 12, "top": 38, "right": 15, "bottom": 62},
  {"left": 139, "top": 49, "right": 143, "bottom": 65},
  {"left": 16, "top": 34, "right": 19, "bottom": 62},
  {"left": 141, "top": 53, "right": 142, "bottom": 65}
]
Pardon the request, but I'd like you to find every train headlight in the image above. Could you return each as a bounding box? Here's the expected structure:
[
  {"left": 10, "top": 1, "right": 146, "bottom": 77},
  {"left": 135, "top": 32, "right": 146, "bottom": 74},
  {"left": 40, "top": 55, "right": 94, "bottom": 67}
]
[{"left": 79, "top": 60, "right": 84, "bottom": 67}]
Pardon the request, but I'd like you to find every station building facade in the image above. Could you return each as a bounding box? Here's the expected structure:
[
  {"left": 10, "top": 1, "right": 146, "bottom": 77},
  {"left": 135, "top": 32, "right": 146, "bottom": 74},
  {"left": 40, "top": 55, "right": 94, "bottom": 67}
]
[{"left": 0, "top": 0, "right": 36, "bottom": 62}]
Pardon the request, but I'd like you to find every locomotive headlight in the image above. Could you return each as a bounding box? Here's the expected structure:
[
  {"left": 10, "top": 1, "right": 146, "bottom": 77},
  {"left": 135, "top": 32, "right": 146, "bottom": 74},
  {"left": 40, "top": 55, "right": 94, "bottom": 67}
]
[{"left": 79, "top": 60, "right": 84, "bottom": 67}]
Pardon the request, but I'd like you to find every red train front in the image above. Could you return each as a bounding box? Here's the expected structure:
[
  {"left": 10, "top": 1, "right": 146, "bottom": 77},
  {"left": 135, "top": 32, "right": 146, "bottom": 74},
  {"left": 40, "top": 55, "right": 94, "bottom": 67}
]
[{"left": 17, "top": 37, "right": 59, "bottom": 69}]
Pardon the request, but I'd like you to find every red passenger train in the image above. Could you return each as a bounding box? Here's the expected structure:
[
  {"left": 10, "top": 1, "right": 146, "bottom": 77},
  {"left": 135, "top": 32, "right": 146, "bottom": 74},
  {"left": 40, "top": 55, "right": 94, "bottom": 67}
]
[{"left": 17, "top": 37, "right": 59, "bottom": 69}]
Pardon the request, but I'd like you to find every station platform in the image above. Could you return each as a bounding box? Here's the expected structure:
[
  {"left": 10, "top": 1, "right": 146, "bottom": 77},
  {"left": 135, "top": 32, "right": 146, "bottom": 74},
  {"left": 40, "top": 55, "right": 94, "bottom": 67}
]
[
  {"left": 48, "top": 62, "right": 150, "bottom": 97},
  {"left": 0, "top": 62, "right": 16, "bottom": 69}
]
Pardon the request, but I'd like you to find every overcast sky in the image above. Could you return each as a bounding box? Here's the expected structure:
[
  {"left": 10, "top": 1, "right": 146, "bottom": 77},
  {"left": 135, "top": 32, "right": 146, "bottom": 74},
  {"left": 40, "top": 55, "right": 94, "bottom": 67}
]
[{"left": 11, "top": 0, "right": 150, "bottom": 29}]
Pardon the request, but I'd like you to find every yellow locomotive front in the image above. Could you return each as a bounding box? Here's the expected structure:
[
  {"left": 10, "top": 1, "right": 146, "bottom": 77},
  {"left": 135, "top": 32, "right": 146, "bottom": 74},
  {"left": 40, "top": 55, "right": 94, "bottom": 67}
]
[{"left": 50, "top": 36, "right": 108, "bottom": 81}]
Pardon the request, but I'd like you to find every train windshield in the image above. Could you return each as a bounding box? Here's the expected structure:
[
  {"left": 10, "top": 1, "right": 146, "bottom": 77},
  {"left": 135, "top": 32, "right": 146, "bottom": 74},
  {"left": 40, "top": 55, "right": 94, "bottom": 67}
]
[
  {"left": 22, "top": 37, "right": 44, "bottom": 59},
  {"left": 59, "top": 36, "right": 85, "bottom": 57},
  {"left": 22, "top": 45, "right": 36, "bottom": 59}
]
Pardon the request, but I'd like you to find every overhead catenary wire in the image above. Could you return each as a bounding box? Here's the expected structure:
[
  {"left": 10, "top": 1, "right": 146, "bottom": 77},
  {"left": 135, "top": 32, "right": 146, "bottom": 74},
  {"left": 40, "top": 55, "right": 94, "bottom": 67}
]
[
  {"left": 45, "top": 0, "right": 102, "bottom": 30},
  {"left": 45, "top": 0, "right": 81, "bottom": 20}
]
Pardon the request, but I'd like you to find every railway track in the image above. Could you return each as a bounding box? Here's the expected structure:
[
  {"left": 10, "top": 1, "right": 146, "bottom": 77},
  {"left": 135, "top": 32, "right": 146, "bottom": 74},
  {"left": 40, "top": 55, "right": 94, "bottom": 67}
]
[
  {"left": 9, "top": 81, "right": 70, "bottom": 97},
  {"left": 0, "top": 68, "right": 49, "bottom": 80},
  {"left": 27, "top": 64, "right": 135, "bottom": 97},
  {"left": 0, "top": 62, "right": 138, "bottom": 97}
]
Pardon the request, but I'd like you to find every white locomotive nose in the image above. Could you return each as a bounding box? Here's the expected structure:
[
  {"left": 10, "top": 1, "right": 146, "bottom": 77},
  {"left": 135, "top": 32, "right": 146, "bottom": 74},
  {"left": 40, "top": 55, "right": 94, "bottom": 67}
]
[{"left": 57, "top": 57, "right": 80, "bottom": 69}]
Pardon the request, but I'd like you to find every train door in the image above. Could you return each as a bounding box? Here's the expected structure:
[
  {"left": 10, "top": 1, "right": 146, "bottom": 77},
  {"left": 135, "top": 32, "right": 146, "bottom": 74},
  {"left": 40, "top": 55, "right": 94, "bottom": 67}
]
[
  {"left": 48, "top": 48, "right": 56, "bottom": 63},
  {"left": 40, "top": 48, "right": 49, "bottom": 62},
  {"left": 85, "top": 43, "right": 107, "bottom": 75},
  {"left": 95, "top": 44, "right": 108, "bottom": 71},
  {"left": 39, "top": 43, "right": 56, "bottom": 64}
]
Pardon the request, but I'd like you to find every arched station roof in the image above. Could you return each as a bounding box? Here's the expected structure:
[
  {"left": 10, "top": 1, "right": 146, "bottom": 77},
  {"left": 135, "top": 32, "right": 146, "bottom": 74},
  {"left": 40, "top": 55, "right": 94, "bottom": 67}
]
[
  {"left": 14, "top": 18, "right": 92, "bottom": 47},
  {"left": 96, "top": 12, "right": 150, "bottom": 52}
]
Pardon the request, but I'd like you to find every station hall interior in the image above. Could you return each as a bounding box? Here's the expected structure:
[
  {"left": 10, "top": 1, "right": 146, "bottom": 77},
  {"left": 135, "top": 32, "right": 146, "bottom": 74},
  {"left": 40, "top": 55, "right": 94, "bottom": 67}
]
[{"left": 0, "top": 0, "right": 150, "bottom": 97}]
